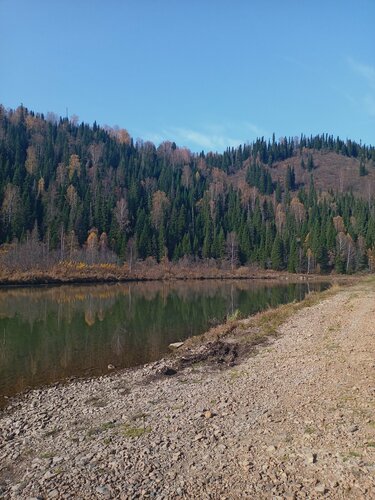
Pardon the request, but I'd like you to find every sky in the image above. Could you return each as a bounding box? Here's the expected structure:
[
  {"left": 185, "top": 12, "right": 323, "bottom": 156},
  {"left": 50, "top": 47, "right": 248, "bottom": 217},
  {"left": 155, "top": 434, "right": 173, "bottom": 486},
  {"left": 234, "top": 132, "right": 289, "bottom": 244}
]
[{"left": 1, "top": 0, "right": 374, "bottom": 152}]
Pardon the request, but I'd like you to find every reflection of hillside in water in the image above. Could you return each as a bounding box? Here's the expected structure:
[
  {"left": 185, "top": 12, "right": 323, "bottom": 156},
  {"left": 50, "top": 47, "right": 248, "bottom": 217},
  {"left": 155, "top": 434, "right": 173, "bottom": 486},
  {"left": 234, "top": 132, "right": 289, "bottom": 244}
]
[
  {"left": 0, "top": 280, "right": 305, "bottom": 326},
  {"left": 0, "top": 285, "right": 120, "bottom": 325},
  {"left": 0, "top": 280, "right": 328, "bottom": 404}
]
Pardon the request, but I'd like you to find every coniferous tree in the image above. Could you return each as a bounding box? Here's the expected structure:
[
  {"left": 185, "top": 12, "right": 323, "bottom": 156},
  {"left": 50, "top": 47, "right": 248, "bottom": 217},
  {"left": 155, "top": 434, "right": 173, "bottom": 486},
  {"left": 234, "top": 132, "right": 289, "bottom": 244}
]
[{"left": 271, "top": 234, "right": 284, "bottom": 270}]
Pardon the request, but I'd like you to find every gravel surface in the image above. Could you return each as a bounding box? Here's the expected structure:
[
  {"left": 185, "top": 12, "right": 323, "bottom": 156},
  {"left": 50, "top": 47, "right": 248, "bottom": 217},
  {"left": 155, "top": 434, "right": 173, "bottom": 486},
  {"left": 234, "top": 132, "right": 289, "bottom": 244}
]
[{"left": 0, "top": 280, "right": 374, "bottom": 499}]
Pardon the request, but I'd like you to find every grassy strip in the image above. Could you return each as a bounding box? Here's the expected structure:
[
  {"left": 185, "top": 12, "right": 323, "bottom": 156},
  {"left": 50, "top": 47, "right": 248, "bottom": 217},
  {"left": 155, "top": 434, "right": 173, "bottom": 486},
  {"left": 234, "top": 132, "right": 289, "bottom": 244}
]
[
  {"left": 253, "top": 283, "right": 341, "bottom": 337},
  {"left": 183, "top": 283, "right": 344, "bottom": 354}
]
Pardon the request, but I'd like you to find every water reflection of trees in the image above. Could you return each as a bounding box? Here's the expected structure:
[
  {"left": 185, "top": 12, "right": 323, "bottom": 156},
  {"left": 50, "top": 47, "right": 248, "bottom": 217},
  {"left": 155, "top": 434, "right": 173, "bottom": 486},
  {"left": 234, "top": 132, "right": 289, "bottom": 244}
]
[
  {"left": 0, "top": 280, "right": 327, "bottom": 326},
  {"left": 0, "top": 280, "right": 330, "bottom": 402}
]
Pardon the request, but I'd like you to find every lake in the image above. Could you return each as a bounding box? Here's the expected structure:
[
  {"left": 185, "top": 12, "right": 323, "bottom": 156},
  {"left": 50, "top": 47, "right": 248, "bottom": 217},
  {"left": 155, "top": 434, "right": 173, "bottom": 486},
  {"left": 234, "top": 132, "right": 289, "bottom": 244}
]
[{"left": 0, "top": 280, "right": 329, "bottom": 405}]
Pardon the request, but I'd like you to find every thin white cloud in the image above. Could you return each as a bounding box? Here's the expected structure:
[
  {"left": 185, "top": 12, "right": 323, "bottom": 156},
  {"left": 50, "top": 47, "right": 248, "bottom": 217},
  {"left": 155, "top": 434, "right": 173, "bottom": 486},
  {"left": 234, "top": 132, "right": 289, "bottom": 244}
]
[
  {"left": 346, "top": 57, "right": 375, "bottom": 118},
  {"left": 348, "top": 57, "right": 375, "bottom": 89},
  {"left": 171, "top": 127, "right": 243, "bottom": 151},
  {"left": 141, "top": 121, "right": 267, "bottom": 152},
  {"left": 243, "top": 121, "right": 269, "bottom": 137}
]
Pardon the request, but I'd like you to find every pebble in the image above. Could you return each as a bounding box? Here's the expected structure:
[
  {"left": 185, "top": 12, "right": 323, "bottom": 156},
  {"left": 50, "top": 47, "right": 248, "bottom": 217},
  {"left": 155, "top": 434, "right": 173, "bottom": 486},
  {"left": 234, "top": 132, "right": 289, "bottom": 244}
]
[
  {"left": 314, "top": 483, "right": 327, "bottom": 493},
  {"left": 96, "top": 485, "right": 111, "bottom": 497},
  {"left": 305, "top": 452, "right": 317, "bottom": 464}
]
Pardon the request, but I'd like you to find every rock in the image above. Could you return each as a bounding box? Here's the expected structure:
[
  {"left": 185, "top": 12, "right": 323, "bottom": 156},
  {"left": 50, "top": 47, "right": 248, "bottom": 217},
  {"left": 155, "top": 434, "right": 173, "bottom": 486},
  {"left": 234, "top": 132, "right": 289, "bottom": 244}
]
[
  {"left": 169, "top": 342, "right": 184, "bottom": 350},
  {"left": 241, "top": 460, "right": 253, "bottom": 471},
  {"left": 266, "top": 445, "right": 276, "bottom": 453},
  {"left": 107, "top": 364, "right": 115, "bottom": 370},
  {"left": 305, "top": 452, "right": 317, "bottom": 464},
  {"left": 160, "top": 366, "right": 177, "bottom": 376},
  {"left": 204, "top": 410, "right": 213, "bottom": 419},
  {"left": 42, "top": 470, "right": 56, "bottom": 480},
  {"left": 315, "top": 483, "right": 327, "bottom": 494},
  {"left": 96, "top": 485, "right": 111, "bottom": 497},
  {"left": 49, "top": 489, "right": 59, "bottom": 498},
  {"left": 348, "top": 425, "right": 358, "bottom": 433}
]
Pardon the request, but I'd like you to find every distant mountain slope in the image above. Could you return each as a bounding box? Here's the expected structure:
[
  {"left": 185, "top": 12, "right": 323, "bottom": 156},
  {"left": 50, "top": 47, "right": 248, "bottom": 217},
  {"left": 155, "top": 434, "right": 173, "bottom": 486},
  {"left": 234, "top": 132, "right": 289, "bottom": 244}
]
[
  {"left": 1, "top": 104, "right": 375, "bottom": 275},
  {"left": 270, "top": 150, "right": 374, "bottom": 197}
]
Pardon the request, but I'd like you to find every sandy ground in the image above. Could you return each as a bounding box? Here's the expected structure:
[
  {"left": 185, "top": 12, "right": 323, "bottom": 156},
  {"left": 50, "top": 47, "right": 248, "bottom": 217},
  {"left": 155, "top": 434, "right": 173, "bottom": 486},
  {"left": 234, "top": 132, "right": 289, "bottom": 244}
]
[{"left": 0, "top": 279, "right": 374, "bottom": 499}]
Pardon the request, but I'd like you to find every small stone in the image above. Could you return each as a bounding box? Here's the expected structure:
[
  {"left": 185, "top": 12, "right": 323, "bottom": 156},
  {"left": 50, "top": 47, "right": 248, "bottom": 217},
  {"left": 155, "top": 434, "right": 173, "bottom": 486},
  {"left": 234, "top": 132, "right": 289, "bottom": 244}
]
[
  {"left": 266, "top": 445, "right": 276, "bottom": 453},
  {"left": 96, "top": 485, "right": 111, "bottom": 498},
  {"left": 348, "top": 425, "right": 358, "bottom": 433},
  {"left": 107, "top": 364, "right": 115, "bottom": 370},
  {"left": 306, "top": 452, "right": 317, "bottom": 464},
  {"left": 169, "top": 342, "right": 184, "bottom": 349},
  {"left": 204, "top": 410, "right": 213, "bottom": 419},
  {"left": 43, "top": 470, "right": 56, "bottom": 480},
  {"left": 49, "top": 489, "right": 59, "bottom": 498},
  {"left": 315, "top": 483, "right": 327, "bottom": 494},
  {"left": 241, "top": 460, "right": 253, "bottom": 471},
  {"left": 160, "top": 366, "right": 177, "bottom": 376}
]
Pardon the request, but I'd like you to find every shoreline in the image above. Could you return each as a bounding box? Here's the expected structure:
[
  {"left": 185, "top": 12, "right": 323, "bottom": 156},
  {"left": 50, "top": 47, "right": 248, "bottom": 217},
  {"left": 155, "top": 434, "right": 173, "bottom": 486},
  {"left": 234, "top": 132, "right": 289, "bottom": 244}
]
[
  {"left": 0, "top": 278, "right": 339, "bottom": 409},
  {"left": 1, "top": 278, "right": 374, "bottom": 498},
  {"left": 0, "top": 268, "right": 357, "bottom": 289}
]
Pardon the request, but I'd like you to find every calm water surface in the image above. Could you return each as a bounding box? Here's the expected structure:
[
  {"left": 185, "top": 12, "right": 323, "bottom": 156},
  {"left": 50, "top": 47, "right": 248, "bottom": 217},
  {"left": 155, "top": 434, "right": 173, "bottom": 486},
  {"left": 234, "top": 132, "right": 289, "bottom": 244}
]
[{"left": 0, "top": 280, "right": 329, "bottom": 404}]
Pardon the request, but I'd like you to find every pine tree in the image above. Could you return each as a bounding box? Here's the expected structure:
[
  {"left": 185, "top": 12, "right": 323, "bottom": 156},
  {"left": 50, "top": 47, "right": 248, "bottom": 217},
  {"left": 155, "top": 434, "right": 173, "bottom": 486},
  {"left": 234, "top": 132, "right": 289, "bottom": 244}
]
[
  {"left": 271, "top": 234, "right": 283, "bottom": 270},
  {"left": 307, "top": 154, "right": 314, "bottom": 172},
  {"left": 359, "top": 158, "right": 367, "bottom": 176},
  {"left": 287, "top": 237, "right": 298, "bottom": 272}
]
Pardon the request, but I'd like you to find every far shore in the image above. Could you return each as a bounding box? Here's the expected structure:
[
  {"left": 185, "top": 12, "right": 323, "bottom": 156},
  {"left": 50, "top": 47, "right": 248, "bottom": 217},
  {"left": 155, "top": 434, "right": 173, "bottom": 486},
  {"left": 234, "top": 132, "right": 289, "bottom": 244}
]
[{"left": 0, "top": 261, "right": 360, "bottom": 288}]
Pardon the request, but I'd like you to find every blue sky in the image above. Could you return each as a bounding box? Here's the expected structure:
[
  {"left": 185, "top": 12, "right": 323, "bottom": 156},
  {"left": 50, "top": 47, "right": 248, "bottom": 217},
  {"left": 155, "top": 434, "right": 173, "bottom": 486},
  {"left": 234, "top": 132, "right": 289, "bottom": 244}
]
[{"left": 1, "top": 0, "right": 374, "bottom": 151}]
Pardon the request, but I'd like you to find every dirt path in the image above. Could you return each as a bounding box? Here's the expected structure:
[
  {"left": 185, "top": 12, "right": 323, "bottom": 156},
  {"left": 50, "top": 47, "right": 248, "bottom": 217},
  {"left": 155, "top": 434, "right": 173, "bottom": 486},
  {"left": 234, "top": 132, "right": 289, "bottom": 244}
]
[{"left": 0, "top": 280, "right": 374, "bottom": 499}]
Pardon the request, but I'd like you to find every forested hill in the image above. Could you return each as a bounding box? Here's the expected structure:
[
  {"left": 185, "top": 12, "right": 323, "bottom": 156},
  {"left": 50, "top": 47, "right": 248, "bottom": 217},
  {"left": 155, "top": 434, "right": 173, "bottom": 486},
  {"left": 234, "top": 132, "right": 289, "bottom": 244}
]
[{"left": 1, "top": 104, "right": 375, "bottom": 274}]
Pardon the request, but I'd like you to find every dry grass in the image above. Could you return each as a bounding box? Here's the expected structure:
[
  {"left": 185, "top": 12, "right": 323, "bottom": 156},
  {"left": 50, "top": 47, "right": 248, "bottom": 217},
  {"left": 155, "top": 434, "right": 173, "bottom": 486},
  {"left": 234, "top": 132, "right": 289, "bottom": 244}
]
[
  {"left": 270, "top": 150, "right": 372, "bottom": 198},
  {"left": 253, "top": 284, "right": 340, "bottom": 337},
  {"left": 181, "top": 283, "right": 342, "bottom": 358},
  {"left": 0, "top": 257, "right": 351, "bottom": 287},
  {"left": 121, "top": 424, "right": 151, "bottom": 438}
]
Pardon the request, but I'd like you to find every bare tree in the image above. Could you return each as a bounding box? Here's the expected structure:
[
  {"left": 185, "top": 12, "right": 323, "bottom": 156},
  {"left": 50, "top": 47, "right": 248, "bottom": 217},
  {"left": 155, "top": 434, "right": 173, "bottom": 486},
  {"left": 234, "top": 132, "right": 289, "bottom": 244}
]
[
  {"left": 151, "top": 190, "right": 170, "bottom": 229},
  {"left": 88, "top": 143, "right": 104, "bottom": 168},
  {"left": 1, "top": 183, "right": 21, "bottom": 227},
  {"left": 114, "top": 197, "right": 129, "bottom": 232}
]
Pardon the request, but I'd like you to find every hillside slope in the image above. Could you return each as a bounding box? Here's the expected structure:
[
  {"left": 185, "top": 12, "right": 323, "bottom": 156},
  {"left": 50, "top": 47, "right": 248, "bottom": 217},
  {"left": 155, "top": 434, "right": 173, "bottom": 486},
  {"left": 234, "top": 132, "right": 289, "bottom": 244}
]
[
  {"left": 270, "top": 150, "right": 375, "bottom": 197},
  {"left": 1, "top": 105, "right": 375, "bottom": 275}
]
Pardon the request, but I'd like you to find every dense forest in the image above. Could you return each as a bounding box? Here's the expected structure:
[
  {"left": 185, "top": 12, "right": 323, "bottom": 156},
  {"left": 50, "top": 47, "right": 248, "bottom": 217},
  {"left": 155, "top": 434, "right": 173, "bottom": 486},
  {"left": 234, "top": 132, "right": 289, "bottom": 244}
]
[{"left": 1, "top": 104, "right": 375, "bottom": 275}]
